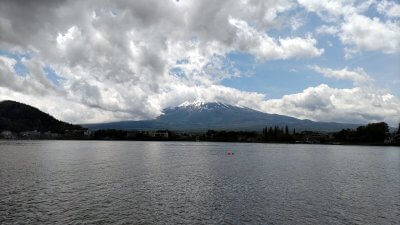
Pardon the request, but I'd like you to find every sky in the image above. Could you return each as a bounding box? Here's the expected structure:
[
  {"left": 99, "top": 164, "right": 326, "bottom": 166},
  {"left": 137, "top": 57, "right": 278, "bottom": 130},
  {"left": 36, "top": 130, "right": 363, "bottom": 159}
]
[{"left": 0, "top": 0, "right": 399, "bottom": 126}]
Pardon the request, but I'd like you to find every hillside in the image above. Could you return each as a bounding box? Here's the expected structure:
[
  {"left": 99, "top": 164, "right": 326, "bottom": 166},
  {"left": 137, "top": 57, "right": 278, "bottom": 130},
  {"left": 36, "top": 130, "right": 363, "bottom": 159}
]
[
  {"left": 84, "top": 101, "right": 360, "bottom": 132},
  {"left": 0, "top": 100, "right": 81, "bottom": 133}
]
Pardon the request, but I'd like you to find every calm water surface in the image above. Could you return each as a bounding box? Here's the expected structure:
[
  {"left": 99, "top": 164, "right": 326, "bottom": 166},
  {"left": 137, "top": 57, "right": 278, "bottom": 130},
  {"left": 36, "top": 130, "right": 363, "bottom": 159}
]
[{"left": 0, "top": 141, "right": 399, "bottom": 224}]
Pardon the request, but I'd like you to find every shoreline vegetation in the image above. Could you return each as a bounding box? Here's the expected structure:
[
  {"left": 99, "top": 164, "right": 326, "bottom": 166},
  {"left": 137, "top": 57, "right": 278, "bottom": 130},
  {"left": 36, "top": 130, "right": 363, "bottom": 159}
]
[{"left": 1, "top": 122, "right": 399, "bottom": 146}]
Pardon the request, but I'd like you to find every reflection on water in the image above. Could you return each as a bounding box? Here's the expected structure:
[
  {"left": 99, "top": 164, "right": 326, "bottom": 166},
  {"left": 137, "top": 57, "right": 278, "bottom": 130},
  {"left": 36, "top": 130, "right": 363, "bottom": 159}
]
[{"left": 0, "top": 141, "right": 399, "bottom": 224}]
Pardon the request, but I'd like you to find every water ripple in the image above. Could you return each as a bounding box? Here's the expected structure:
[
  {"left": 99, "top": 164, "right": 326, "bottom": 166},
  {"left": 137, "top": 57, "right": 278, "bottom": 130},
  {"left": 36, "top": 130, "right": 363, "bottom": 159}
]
[{"left": 0, "top": 141, "right": 399, "bottom": 224}]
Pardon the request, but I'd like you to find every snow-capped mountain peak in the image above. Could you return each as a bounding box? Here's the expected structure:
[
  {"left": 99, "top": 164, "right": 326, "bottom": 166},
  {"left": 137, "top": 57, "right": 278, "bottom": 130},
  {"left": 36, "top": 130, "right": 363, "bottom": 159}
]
[
  {"left": 179, "top": 100, "right": 207, "bottom": 108},
  {"left": 177, "top": 100, "right": 233, "bottom": 111}
]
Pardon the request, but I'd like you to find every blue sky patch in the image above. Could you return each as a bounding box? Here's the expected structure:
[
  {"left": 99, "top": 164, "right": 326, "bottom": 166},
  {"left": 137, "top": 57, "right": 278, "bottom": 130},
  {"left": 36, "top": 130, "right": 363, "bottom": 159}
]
[{"left": 43, "top": 66, "right": 64, "bottom": 86}]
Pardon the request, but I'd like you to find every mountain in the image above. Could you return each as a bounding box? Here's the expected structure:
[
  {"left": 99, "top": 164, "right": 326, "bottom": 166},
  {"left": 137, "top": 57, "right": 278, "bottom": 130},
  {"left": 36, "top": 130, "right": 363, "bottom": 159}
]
[
  {"left": 84, "top": 101, "right": 360, "bottom": 132},
  {"left": 0, "top": 100, "right": 81, "bottom": 133}
]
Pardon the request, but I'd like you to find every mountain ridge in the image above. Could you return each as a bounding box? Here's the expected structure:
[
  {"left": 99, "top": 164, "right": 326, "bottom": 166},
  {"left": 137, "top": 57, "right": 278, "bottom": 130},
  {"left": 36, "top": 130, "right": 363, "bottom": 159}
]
[
  {"left": 0, "top": 100, "right": 81, "bottom": 133},
  {"left": 84, "top": 101, "right": 361, "bottom": 132}
]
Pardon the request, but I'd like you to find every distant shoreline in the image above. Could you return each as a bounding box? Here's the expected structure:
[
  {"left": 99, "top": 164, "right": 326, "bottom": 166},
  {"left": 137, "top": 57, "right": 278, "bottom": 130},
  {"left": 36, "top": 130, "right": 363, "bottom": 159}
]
[{"left": 1, "top": 138, "right": 399, "bottom": 147}]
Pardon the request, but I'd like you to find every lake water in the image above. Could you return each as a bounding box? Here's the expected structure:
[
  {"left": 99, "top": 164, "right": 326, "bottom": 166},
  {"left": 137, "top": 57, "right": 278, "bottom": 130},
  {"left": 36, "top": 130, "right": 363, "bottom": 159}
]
[{"left": 0, "top": 141, "right": 399, "bottom": 224}]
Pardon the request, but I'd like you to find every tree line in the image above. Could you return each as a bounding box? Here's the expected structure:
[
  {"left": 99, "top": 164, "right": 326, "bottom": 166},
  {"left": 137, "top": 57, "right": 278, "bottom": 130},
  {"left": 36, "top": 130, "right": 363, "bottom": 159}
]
[{"left": 86, "top": 121, "right": 399, "bottom": 145}]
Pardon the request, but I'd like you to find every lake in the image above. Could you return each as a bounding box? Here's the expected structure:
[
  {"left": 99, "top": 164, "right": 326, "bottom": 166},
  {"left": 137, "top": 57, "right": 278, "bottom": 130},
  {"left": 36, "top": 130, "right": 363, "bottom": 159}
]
[{"left": 0, "top": 141, "right": 399, "bottom": 224}]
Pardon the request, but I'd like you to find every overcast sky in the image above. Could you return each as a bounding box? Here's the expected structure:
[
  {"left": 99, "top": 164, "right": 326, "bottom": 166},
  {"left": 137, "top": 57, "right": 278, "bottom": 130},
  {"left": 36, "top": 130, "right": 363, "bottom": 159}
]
[{"left": 0, "top": 0, "right": 399, "bottom": 125}]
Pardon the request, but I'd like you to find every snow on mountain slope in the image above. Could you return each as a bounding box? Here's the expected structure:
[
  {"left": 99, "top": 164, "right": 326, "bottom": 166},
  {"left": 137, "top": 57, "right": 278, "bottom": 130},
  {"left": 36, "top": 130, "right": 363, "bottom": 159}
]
[{"left": 177, "top": 100, "right": 238, "bottom": 111}]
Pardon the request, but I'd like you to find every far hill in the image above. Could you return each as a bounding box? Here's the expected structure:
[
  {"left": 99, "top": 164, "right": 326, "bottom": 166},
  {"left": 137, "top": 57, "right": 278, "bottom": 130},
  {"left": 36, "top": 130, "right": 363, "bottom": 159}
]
[
  {"left": 0, "top": 100, "right": 81, "bottom": 133},
  {"left": 84, "top": 101, "right": 361, "bottom": 132}
]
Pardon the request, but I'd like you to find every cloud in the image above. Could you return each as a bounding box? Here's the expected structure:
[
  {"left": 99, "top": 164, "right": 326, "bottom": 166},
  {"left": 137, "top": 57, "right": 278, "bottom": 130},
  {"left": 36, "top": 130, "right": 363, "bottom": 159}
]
[
  {"left": 229, "top": 17, "right": 324, "bottom": 60},
  {"left": 297, "top": 0, "right": 356, "bottom": 21},
  {"left": 259, "top": 84, "right": 400, "bottom": 126},
  {"left": 0, "top": 0, "right": 398, "bottom": 127},
  {"left": 290, "top": 16, "right": 305, "bottom": 31},
  {"left": 309, "top": 65, "right": 373, "bottom": 86},
  {"left": 0, "top": 56, "right": 58, "bottom": 96},
  {"left": 301, "top": 0, "right": 400, "bottom": 56},
  {"left": 339, "top": 14, "right": 400, "bottom": 56},
  {"left": 316, "top": 25, "right": 339, "bottom": 35},
  {"left": 377, "top": 0, "right": 400, "bottom": 18},
  {"left": 0, "top": 0, "right": 324, "bottom": 123}
]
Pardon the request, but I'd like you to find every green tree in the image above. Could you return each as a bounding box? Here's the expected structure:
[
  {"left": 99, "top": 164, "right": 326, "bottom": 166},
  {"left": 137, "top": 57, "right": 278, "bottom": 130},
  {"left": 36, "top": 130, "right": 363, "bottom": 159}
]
[{"left": 335, "top": 122, "right": 389, "bottom": 143}]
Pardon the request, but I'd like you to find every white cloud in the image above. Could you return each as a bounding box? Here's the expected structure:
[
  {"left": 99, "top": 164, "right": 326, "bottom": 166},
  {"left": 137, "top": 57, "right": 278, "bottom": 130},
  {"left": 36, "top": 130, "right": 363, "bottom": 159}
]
[
  {"left": 316, "top": 25, "right": 339, "bottom": 35},
  {"left": 229, "top": 17, "right": 324, "bottom": 60},
  {"left": 298, "top": 0, "right": 377, "bottom": 18},
  {"left": 309, "top": 65, "right": 373, "bottom": 86},
  {"left": 259, "top": 84, "right": 400, "bottom": 126},
  {"left": 301, "top": 0, "right": 400, "bottom": 56},
  {"left": 290, "top": 17, "right": 304, "bottom": 31},
  {"left": 297, "top": 0, "right": 357, "bottom": 21},
  {"left": 377, "top": 0, "right": 400, "bottom": 17},
  {"left": 340, "top": 14, "right": 400, "bottom": 55}
]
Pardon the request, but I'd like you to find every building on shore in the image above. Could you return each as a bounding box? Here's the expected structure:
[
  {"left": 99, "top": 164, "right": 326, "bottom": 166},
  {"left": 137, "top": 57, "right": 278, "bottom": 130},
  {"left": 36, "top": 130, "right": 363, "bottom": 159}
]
[
  {"left": 299, "top": 131, "right": 329, "bottom": 144},
  {"left": 385, "top": 133, "right": 400, "bottom": 145},
  {"left": 43, "top": 131, "right": 60, "bottom": 139},
  {"left": 0, "top": 130, "right": 16, "bottom": 139},
  {"left": 20, "top": 130, "right": 41, "bottom": 139},
  {"left": 148, "top": 130, "right": 169, "bottom": 138},
  {"left": 84, "top": 130, "right": 94, "bottom": 138}
]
